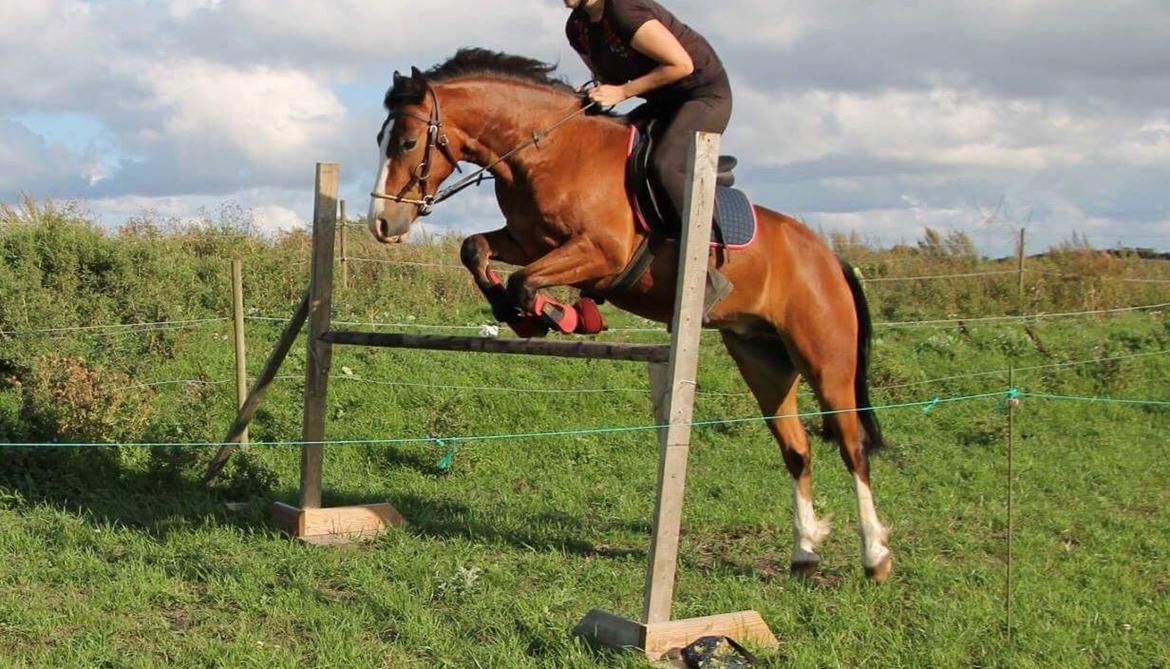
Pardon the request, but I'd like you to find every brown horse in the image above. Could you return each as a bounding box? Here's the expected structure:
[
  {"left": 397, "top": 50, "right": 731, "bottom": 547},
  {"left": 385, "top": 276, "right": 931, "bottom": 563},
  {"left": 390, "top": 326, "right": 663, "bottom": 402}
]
[{"left": 368, "top": 49, "right": 892, "bottom": 581}]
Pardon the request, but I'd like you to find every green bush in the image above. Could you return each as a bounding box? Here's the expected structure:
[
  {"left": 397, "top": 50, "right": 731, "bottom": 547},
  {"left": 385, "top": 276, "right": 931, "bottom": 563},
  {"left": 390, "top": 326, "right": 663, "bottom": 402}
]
[{"left": 17, "top": 354, "right": 154, "bottom": 444}]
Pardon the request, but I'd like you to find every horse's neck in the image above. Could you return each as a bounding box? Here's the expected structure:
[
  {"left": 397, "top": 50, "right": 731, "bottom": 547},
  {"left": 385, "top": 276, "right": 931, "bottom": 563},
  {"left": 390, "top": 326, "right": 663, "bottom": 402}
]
[{"left": 442, "top": 80, "right": 615, "bottom": 184}]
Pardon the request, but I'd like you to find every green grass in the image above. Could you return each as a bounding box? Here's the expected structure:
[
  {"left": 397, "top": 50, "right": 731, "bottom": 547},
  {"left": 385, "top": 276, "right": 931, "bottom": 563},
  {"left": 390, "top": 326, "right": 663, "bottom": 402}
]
[{"left": 0, "top": 206, "right": 1168, "bottom": 667}]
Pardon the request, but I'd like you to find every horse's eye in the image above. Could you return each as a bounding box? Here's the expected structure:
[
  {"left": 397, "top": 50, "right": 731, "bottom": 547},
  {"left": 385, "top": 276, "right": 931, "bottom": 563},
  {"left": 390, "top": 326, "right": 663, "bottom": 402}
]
[{"left": 401, "top": 138, "right": 419, "bottom": 152}]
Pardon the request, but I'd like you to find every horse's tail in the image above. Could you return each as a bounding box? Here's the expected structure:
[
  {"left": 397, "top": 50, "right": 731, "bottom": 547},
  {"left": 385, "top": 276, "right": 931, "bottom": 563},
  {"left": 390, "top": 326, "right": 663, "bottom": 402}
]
[{"left": 840, "top": 261, "right": 886, "bottom": 453}]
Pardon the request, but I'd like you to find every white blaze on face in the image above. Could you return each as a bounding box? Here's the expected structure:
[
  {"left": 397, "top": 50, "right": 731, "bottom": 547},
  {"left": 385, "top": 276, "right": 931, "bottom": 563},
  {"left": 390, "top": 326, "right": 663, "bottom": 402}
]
[{"left": 369, "top": 118, "right": 395, "bottom": 225}]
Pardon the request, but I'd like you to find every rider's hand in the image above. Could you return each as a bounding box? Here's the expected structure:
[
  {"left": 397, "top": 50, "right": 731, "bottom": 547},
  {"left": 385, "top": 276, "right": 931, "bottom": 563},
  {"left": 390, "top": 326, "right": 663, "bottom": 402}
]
[{"left": 588, "top": 84, "right": 628, "bottom": 107}]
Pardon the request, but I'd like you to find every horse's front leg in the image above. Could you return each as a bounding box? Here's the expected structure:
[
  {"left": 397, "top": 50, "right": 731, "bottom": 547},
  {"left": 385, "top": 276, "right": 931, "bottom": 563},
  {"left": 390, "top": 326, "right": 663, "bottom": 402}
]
[
  {"left": 460, "top": 227, "right": 531, "bottom": 322},
  {"left": 505, "top": 234, "right": 617, "bottom": 334}
]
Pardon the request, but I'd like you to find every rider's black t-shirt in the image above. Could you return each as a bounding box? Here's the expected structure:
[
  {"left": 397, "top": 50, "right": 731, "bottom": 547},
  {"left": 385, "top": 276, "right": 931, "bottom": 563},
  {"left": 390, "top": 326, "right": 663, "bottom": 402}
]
[{"left": 566, "top": 0, "right": 730, "bottom": 105}]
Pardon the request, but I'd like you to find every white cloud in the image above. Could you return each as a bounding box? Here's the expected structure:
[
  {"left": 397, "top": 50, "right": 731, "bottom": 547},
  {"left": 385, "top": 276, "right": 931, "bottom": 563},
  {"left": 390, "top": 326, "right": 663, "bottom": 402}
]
[
  {"left": 142, "top": 60, "right": 346, "bottom": 168},
  {"left": 727, "top": 84, "right": 1162, "bottom": 172},
  {"left": 251, "top": 204, "right": 306, "bottom": 234},
  {"left": 169, "top": 0, "right": 223, "bottom": 20},
  {"left": 1, "top": 0, "right": 1168, "bottom": 251}
]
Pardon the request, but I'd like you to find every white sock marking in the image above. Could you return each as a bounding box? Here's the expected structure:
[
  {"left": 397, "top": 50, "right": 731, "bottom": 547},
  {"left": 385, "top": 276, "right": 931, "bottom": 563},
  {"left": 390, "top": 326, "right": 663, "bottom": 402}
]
[
  {"left": 854, "top": 472, "right": 890, "bottom": 569},
  {"left": 792, "top": 481, "right": 830, "bottom": 564}
]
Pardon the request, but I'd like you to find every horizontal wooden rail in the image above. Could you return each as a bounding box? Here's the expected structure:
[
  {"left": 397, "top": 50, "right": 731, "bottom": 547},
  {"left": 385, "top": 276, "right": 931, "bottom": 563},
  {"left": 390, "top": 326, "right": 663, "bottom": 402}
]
[{"left": 322, "top": 331, "right": 671, "bottom": 363}]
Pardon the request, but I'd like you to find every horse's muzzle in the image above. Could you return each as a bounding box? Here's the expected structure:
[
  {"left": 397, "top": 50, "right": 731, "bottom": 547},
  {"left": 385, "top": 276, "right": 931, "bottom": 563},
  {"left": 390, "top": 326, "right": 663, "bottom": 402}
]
[
  {"left": 368, "top": 196, "right": 416, "bottom": 244},
  {"left": 371, "top": 216, "right": 408, "bottom": 244}
]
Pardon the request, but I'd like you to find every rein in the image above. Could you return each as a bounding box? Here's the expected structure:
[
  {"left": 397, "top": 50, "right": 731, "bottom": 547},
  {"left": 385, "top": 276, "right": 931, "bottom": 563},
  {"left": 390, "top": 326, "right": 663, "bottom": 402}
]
[{"left": 371, "top": 85, "right": 598, "bottom": 216}]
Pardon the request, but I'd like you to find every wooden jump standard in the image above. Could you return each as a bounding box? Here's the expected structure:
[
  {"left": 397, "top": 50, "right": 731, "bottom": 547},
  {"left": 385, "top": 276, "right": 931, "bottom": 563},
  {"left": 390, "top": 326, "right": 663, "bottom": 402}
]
[{"left": 205, "top": 134, "right": 777, "bottom": 659}]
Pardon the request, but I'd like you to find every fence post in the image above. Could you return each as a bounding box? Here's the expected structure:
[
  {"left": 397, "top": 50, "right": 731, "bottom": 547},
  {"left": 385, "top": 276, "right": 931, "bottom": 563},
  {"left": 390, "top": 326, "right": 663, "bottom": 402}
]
[
  {"left": 231, "top": 259, "right": 248, "bottom": 446},
  {"left": 1006, "top": 366, "right": 1017, "bottom": 644},
  {"left": 575, "top": 132, "right": 777, "bottom": 660},
  {"left": 339, "top": 200, "right": 349, "bottom": 290},
  {"left": 205, "top": 292, "right": 311, "bottom": 482},
  {"left": 301, "top": 163, "right": 339, "bottom": 510},
  {"left": 1016, "top": 228, "right": 1027, "bottom": 316},
  {"left": 640, "top": 132, "right": 719, "bottom": 625}
]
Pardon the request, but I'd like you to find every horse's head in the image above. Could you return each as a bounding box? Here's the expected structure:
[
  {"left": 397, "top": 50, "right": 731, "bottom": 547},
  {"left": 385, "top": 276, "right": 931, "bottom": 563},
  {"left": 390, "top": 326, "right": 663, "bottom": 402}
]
[{"left": 368, "top": 67, "right": 463, "bottom": 244}]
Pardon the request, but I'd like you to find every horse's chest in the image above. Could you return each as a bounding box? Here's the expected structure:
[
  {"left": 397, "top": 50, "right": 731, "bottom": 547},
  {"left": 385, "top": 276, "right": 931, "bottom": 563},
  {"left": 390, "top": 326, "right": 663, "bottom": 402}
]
[{"left": 496, "top": 183, "right": 566, "bottom": 254}]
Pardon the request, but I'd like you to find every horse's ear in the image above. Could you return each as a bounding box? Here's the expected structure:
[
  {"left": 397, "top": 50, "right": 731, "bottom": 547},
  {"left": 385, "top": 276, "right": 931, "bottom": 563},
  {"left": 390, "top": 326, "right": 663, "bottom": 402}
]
[
  {"left": 410, "top": 66, "right": 425, "bottom": 82},
  {"left": 393, "top": 70, "right": 406, "bottom": 85}
]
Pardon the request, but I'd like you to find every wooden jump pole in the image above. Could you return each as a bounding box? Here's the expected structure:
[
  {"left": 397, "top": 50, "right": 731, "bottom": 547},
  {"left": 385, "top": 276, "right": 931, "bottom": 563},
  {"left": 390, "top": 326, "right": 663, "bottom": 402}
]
[
  {"left": 213, "top": 144, "right": 776, "bottom": 652},
  {"left": 322, "top": 331, "right": 670, "bottom": 363},
  {"left": 299, "top": 162, "right": 339, "bottom": 510},
  {"left": 270, "top": 163, "right": 405, "bottom": 543},
  {"left": 231, "top": 259, "right": 249, "bottom": 446},
  {"left": 574, "top": 133, "right": 778, "bottom": 660}
]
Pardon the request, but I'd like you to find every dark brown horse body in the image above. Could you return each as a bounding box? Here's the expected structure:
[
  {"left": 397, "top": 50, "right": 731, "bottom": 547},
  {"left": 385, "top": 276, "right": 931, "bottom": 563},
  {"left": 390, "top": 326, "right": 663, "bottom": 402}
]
[{"left": 369, "top": 51, "right": 892, "bottom": 581}]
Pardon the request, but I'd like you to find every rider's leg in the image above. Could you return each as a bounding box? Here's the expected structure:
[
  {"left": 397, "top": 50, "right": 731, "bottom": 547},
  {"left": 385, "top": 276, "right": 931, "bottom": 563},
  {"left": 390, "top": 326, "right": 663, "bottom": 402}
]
[
  {"left": 647, "top": 92, "right": 733, "bottom": 235},
  {"left": 647, "top": 92, "right": 734, "bottom": 317}
]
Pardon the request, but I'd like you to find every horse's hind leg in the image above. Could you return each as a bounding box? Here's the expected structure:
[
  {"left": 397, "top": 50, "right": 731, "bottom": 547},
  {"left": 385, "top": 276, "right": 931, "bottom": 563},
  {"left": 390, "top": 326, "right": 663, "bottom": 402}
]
[
  {"left": 816, "top": 363, "right": 893, "bottom": 582},
  {"left": 721, "top": 331, "right": 830, "bottom": 577}
]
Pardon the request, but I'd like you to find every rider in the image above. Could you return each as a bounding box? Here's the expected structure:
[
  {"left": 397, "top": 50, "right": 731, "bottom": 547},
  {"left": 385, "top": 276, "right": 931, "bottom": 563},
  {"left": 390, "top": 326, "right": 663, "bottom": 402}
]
[
  {"left": 564, "top": 0, "right": 733, "bottom": 235},
  {"left": 492, "top": 0, "right": 734, "bottom": 337}
]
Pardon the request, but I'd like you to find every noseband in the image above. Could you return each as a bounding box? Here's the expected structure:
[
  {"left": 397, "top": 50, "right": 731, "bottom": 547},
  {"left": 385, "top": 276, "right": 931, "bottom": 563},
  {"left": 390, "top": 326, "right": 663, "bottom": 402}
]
[{"left": 371, "top": 84, "right": 597, "bottom": 217}]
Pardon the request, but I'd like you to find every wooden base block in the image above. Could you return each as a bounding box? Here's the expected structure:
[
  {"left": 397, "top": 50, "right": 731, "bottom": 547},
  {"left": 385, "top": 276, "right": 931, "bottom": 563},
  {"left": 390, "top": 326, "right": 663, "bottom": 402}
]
[
  {"left": 271, "top": 502, "right": 405, "bottom": 545},
  {"left": 573, "top": 608, "right": 778, "bottom": 661}
]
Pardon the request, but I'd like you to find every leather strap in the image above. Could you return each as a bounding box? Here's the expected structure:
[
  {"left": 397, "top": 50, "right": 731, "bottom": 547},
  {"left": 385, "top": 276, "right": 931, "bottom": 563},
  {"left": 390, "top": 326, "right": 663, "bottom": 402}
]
[{"left": 601, "top": 232, "right": 664, "bottom": 300}]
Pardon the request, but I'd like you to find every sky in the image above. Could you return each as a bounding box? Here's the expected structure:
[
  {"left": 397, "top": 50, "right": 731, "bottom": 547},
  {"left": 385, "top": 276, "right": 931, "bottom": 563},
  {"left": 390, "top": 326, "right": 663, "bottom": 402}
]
[{"left": 2, "top": 0, "right": 1169, "bottom": 254}]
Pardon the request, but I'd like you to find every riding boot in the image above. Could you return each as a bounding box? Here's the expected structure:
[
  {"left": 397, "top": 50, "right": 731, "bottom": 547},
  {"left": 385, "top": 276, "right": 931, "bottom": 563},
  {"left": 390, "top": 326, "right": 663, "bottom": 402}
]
[{"left": 702, "top": 268, "right": 734, "bottom": 324}]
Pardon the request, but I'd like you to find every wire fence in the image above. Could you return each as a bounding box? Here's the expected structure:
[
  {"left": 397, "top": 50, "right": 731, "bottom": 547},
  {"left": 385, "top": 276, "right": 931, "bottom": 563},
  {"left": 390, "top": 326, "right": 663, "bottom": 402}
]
[
  {"left": 0, "top": 317, "right": 229, "bottom": 337},
  {"left": 98, "top": 345, "right": 1170, "bottom": 405},
  {"left": 1, "top": 387, "right": 1165, "bottom": 450},
  {"left": 1, "top": 225, "right": 1166, "bottom": 445},
  {"left": 240, "top": 300, "right": 1169, "bottom": 337},
  {"left": 5, "top": 295, "right": 1161, "bottom": 343}
]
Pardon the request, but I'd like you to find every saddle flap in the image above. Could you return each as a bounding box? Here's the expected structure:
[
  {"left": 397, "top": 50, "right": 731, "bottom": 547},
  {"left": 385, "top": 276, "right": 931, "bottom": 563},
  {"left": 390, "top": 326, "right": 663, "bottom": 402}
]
[{"left": 626, "top": 123, "right": 755, "bottom": 249}]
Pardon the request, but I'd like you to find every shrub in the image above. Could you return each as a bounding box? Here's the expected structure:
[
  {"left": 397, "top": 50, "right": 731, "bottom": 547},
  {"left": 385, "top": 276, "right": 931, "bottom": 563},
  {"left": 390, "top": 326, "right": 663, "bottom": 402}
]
[{"left": 18, "top": 354, "right": 154, "bottom": 444}]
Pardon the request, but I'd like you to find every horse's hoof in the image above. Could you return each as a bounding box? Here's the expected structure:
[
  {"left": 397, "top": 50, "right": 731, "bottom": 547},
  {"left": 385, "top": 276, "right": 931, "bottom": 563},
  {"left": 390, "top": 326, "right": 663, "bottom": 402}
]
[
  {"left": 506, "top": 316, "right": 549, "bottom": 338},
  {"left": 864, "top": 554, "right": 894, "bottom": 583},
  {"left": 790, "top": 561, "right": 818, "bottom": 580}
]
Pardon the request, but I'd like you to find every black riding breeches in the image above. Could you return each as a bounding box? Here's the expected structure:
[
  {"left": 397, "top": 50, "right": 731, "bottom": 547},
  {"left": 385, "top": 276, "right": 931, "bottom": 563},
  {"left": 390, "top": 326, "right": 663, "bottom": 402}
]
[{"left": 635, "top": 89, "right": 733, "bottom": 232}]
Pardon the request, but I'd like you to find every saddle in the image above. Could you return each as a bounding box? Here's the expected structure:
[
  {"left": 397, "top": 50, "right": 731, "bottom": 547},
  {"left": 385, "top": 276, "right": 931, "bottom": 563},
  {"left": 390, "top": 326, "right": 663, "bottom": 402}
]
[
  {"left": 625, "top": 120, "right": 757, "bottom": 249},
  {"left": 486, "top": 119, "right": 756, "bottom": 339}
]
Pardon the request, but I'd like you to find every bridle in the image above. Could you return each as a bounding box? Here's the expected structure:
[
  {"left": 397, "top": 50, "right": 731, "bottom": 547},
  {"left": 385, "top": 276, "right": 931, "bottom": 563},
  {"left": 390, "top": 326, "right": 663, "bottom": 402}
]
[
  {"left": 371, "top": 82, "right": 597, "bottom": 217},
  {"left": 371, "top": 86, "right": 462, "bottom": 217}
]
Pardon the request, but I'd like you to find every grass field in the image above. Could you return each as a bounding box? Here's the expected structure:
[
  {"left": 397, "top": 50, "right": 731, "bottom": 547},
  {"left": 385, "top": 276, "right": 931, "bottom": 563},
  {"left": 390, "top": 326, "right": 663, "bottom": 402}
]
[{"left": 1, "top": 204, "right": 1168, "bottom": 667}]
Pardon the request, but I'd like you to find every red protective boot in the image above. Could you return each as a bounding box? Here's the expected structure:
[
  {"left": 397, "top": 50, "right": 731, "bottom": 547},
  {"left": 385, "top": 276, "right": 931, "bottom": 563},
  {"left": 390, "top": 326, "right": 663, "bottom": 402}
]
[
  {"left": 484, "top": 270, "right": 549, "bottom": 338},
  {"left": 572, "top": 297, "right": 607, "bottom": 334},
  {"left": 533, "top": 293, "right": 579, "bottom": 334}
]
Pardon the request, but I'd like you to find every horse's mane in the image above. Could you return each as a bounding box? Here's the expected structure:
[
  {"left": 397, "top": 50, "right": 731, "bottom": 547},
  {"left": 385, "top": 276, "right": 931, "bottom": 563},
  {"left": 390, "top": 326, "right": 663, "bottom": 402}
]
[{"left": 385, "top": 48, "right": 575, "bottom": 109}]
